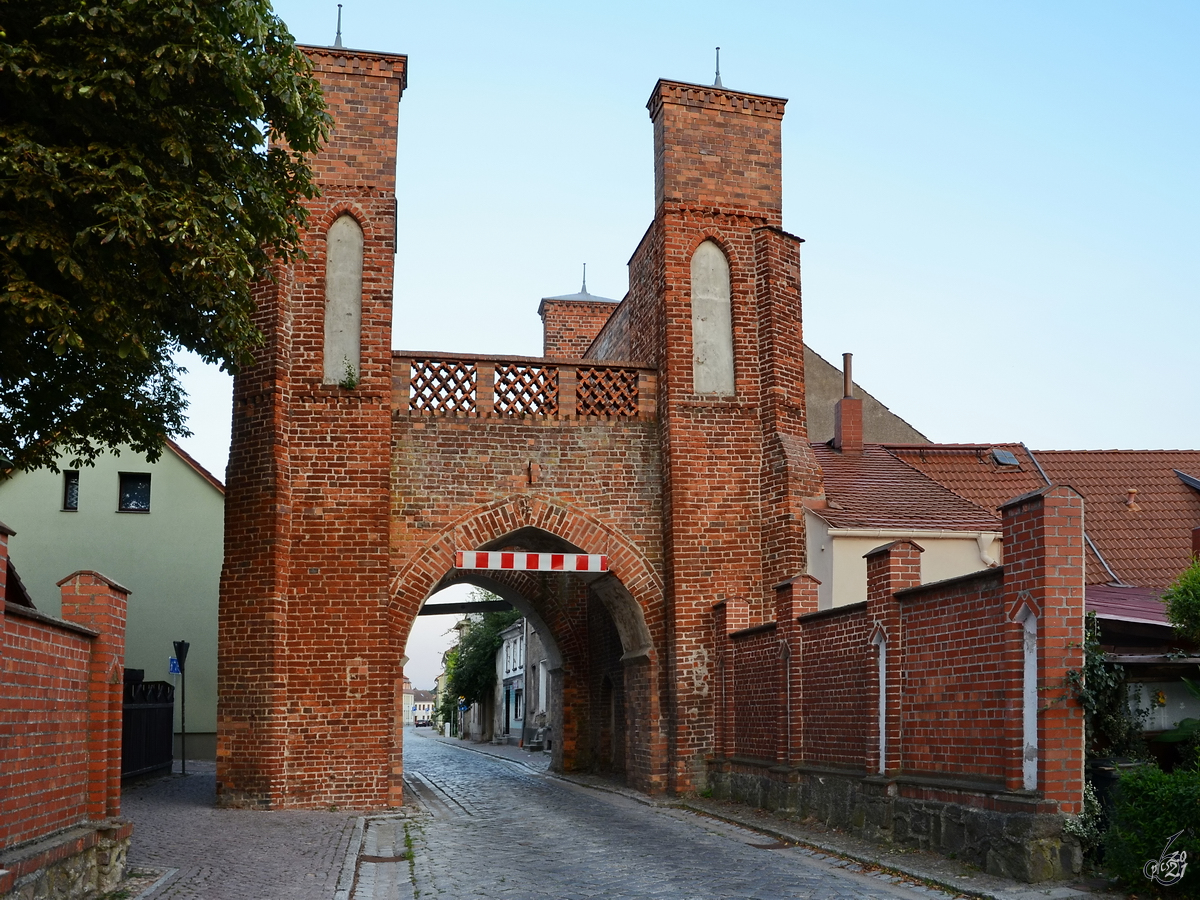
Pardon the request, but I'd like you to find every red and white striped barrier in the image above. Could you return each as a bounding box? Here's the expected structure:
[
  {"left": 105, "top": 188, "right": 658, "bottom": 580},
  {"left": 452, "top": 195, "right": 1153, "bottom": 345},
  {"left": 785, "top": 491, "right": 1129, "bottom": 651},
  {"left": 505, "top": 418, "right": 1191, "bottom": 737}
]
[{"left": 455, "top": 550, "right": 608, "bottom": 573}]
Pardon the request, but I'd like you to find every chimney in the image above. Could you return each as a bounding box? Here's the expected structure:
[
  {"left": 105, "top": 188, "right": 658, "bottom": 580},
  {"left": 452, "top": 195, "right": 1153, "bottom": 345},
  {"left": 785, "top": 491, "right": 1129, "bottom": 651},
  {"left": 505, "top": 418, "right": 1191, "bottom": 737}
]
[{"left": 833, "top": 352, "right": 863, "bottom": 455}]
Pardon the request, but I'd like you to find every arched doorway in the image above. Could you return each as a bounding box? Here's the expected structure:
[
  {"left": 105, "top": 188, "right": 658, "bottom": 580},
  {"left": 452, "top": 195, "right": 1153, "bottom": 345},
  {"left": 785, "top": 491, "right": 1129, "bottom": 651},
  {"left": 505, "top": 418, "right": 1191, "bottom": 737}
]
[{"left": 391, "top": 517, "right": 664, "bottom": 793}]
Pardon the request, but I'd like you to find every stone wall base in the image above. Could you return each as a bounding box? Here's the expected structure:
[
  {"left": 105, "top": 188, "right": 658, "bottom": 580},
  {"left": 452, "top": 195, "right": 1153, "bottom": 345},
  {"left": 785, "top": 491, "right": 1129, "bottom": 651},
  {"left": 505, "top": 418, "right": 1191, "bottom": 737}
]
[
  {"left": 708, "top": 759, "right": 1081, "bottom": 883},
  {"left": 0, "top": 820, "right": 131, "bottom": 900}
]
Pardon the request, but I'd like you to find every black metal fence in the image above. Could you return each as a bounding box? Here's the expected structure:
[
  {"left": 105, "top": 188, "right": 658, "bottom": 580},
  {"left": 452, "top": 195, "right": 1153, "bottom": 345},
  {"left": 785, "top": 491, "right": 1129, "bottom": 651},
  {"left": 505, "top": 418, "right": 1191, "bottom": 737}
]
[{"left": 122, "top": 670, "right": 174, "bottom": 779}]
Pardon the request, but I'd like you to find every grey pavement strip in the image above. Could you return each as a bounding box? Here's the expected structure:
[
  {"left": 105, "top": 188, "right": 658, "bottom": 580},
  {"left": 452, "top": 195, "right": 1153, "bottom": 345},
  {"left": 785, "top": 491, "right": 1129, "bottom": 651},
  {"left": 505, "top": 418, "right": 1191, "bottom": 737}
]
[
  {"left": 334, "top": 816, "right": 367, "bottom": 900},
  {"left": 131, "top": 866, "right": 178, "bottom": 900}
]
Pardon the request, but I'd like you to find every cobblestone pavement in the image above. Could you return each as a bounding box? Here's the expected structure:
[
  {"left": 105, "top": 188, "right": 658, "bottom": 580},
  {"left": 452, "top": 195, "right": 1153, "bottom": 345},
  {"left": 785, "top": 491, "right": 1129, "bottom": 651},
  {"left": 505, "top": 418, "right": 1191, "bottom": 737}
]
[
  {"left": 399, "top": 732, "right": 958, "bottom": 900},
  {"left": 122, "top": 760, "right": 360, "bottom": 900},
  {"left": 119, "top": 737, "right": 1121, "bottom": 900}
]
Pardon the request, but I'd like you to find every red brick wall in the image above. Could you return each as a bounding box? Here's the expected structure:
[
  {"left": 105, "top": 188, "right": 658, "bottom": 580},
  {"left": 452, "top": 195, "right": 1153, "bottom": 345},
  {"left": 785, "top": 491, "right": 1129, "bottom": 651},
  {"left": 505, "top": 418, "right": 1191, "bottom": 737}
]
[
  {"left": 715, "top": 489, "right": 1084, "bottom": 819},
  {"left": 899, "top": 570, "right": 1012, "bottom": 781},
  {"left": 797, "top": 604, "right": 872, "bottom": 767},
  {"left": 0, "top": 552, "right": 127, "bottom": 851},
  {"left": 730, "top": 624, "right": 779, "bottom": 761}
]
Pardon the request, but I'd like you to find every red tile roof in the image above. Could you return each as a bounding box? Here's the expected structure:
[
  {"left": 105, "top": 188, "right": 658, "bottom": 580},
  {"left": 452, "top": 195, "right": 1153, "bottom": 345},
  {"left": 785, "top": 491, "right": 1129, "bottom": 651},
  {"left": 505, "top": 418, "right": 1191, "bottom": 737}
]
[
  {"left": 1031, "top": 450, "right": 1200, "bottom": 590},
  {"left": 811, "top": 443, "right": 1000, "bottom": 531},
  {"left": 886, "top": 444, "right": 1044, "bottom": 513},
  {"left": 886, "top": 443, "right": 1114, "bottom": 584}
]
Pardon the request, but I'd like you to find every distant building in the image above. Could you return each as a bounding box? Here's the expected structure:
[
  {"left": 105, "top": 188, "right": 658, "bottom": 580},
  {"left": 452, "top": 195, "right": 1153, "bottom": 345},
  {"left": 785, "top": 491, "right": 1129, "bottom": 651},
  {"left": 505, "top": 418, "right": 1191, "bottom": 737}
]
[
  {"left": 402, "top": 676, "right": 414, "bottom": 726},
  {"left": 0, "top": 440, "right": 223, "bottom": 758},
  {"left": 495, "top": 620, "right": 524, "bottom": 744},
  {"left": 412, "top": 689, "right": 435, "bottom": 724}
]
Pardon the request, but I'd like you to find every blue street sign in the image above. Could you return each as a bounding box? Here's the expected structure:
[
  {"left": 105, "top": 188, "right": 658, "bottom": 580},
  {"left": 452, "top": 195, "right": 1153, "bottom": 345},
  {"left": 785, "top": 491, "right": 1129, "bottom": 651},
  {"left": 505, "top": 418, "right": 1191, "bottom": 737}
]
[{"left": 169, "top": 657, "right": 180, "bottom": 675}]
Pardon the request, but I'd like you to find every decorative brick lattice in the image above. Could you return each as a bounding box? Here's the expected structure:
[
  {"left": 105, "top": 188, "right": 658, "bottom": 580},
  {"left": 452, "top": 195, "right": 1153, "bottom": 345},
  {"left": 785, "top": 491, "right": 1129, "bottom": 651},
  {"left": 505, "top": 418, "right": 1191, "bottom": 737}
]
[
  {"left": 494, "top": 364, "right": 559, "bottom": 415},
  {"left": 410, "top": 360, "right": 477, "bottom": 413},
  {"left": 577, "top": 367, "right": 638, "bottom": 416}
]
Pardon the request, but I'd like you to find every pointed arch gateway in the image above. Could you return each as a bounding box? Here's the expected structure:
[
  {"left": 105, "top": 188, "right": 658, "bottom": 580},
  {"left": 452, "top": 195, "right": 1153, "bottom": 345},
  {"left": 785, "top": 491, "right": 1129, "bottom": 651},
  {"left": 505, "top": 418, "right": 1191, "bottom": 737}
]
[{"left": 389, "top": 497, "right": 667, "bottom": 795}]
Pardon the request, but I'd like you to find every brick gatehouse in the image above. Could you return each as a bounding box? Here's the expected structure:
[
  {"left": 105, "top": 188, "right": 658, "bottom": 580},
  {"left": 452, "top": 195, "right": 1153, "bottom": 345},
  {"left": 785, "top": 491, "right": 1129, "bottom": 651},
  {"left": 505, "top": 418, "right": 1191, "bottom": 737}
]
[{"left": 219, "top": 42, "right": 1083, "bottom": 881}]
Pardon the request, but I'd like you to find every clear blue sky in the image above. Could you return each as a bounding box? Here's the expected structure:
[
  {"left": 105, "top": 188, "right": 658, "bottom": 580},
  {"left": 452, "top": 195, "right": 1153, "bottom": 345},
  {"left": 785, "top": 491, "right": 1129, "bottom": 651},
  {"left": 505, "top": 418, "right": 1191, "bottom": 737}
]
[{"left": 172, "top": 1, "right": 1200, "bottom": 688}]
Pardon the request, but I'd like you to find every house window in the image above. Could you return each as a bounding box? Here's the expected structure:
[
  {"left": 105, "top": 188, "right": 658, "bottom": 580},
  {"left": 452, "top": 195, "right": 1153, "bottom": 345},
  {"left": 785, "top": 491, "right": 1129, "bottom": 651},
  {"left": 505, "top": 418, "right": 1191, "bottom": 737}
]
[
  {"left": 118, "top": 473, "right": 151, "bottom": 512},
  {"left": 514, "top": 689, "right": 523, "bottom": 720},
  {"left": 63, "top": 470, "right": 79, "bottom": 511}
]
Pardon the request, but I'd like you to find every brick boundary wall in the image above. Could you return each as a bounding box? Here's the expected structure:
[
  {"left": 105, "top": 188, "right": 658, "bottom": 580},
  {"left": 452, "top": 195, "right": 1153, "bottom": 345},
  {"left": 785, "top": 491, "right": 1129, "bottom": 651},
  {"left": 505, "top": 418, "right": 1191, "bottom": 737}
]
[
  {"left": 0, "top": 526, "right": 131, "bottom": 898},
  {"left": 708, "top": 487, "right": 1086, "bottom": 883}
]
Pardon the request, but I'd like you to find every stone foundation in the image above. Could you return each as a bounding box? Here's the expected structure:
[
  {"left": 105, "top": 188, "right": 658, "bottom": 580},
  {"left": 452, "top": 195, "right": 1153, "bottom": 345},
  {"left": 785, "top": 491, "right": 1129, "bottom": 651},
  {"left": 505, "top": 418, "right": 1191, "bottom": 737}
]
[
  {"left": 708, "top": 759, "right": 1081, "bottom": 883},
  {"left": 0, "top": 820, "right": 131, "bottom": 900}
]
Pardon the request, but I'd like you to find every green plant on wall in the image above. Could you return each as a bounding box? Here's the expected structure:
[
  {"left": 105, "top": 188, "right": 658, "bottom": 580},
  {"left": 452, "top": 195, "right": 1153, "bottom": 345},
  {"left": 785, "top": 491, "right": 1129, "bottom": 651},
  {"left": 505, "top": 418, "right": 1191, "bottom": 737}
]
[
  {"left": 338, "top": 356, "right": 358, "bottom": 390},
  {"left": 1067, "top": 612, "right": 1147, "bottom": 759}
]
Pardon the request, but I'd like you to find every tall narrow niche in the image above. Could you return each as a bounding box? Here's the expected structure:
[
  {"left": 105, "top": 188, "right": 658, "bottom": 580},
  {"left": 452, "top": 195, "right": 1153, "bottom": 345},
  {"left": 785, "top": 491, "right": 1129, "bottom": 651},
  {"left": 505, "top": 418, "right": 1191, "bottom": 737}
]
[
  {"left": 323, "top": 214, "right": 364, "bottom": 385},
  {"left": 690, "top": 240, "right": 734, "bottom": 395}
]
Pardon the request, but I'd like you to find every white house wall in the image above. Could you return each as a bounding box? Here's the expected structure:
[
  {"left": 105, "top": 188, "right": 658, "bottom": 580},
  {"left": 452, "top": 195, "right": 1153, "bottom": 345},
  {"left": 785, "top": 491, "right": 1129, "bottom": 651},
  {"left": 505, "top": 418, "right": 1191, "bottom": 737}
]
[{"left": 806, "top": 512, "right": 1002, "bottom": 609}]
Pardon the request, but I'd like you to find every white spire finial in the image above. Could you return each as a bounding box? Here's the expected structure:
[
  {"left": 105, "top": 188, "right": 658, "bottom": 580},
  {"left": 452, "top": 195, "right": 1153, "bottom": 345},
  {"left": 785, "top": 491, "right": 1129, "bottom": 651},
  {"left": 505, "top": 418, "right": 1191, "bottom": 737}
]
[
  {"left": 334, "top": 4, "right": 344, "bottom": 48},
  {"left": 714, "top": 47, "right": 722, "bottom": 88},
  {"left": 582, "top": 263, "right": 587, "bottom": 294}
]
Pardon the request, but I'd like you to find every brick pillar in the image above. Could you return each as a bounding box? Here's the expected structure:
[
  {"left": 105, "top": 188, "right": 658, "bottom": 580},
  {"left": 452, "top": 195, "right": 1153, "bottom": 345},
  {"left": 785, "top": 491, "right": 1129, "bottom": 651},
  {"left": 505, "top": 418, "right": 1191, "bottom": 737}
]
[
  {"left": 864, "top": 541, "right": 922, "bottom": 776},
  {"left": 0, "top": 524, "right": 10, "bottom": 698},
  {"left": 712, "top": 599, "right": 748, "bottom": 760},
  {"left": 775, "top": 575, "right": 818, "bottom": 765},
  {"left": 755, "top": 227, "right": 823, "bottom": 590},
  {"left": 59, "top": 570, "right": 129, "bottom": 820},
  {"left": 1000, "top": 486, "right": 1085, "bottom": 814}
]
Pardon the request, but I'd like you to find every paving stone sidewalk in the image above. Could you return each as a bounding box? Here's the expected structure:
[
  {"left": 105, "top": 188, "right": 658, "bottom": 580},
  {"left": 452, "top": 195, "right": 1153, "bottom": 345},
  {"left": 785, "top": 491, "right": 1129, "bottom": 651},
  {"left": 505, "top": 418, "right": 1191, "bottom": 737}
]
[{"left": 121, "top": 759, "right": 361, "bottom": 900}]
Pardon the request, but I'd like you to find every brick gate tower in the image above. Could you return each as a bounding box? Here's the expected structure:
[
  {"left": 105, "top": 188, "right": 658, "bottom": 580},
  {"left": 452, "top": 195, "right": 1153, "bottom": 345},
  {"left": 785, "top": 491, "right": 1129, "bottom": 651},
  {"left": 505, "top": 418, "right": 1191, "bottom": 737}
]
[
  {"left": 219, "top": 49, "right": 824, "bottom": 806},
  {"left": 218, "top": 45, "right": 407, "bottom": 808},
  {"left": 590, "top": 82, "right": 824, "bottom": 789}
]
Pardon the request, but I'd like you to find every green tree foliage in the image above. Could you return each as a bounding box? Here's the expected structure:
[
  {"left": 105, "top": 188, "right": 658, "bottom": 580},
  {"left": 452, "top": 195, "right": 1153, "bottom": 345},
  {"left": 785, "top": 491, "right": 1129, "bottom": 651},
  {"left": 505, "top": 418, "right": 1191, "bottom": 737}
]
[
  {"left": 1166, "top": 558, "right": 1200, "bottom": 646},
  {"left": 0, "top": 0, "right": 329, "bottom": 471},
  {"left": 1067, "top": 613, "right": 1147, "bottom": 758},
  {"left": 1105, "top": 763, "right": 1200, "bottom": 897},
  {"left": 446, "top": 605, "right": 521, "bottom": 708}
]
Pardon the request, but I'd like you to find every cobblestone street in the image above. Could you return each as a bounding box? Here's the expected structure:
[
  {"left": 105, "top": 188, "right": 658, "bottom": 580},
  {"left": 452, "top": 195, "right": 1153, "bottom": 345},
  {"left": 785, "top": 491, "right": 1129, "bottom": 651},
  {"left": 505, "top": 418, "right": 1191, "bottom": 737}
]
[
  {"left": 399, "top": 732, "right": 954, "bottom": 900},
  {"left": 120, "top": 733, "right": 1115, "bottom": 900}
]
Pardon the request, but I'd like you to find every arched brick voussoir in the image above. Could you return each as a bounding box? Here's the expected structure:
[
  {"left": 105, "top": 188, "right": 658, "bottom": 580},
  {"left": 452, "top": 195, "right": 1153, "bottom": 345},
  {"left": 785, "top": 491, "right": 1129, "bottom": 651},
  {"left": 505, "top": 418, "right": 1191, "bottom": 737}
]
[
  {"left": 388, "top": 495, "right": 665, "bottom": 660},
  {"left": 311, "top": 200, "right": 378, "bottom": 243}
]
